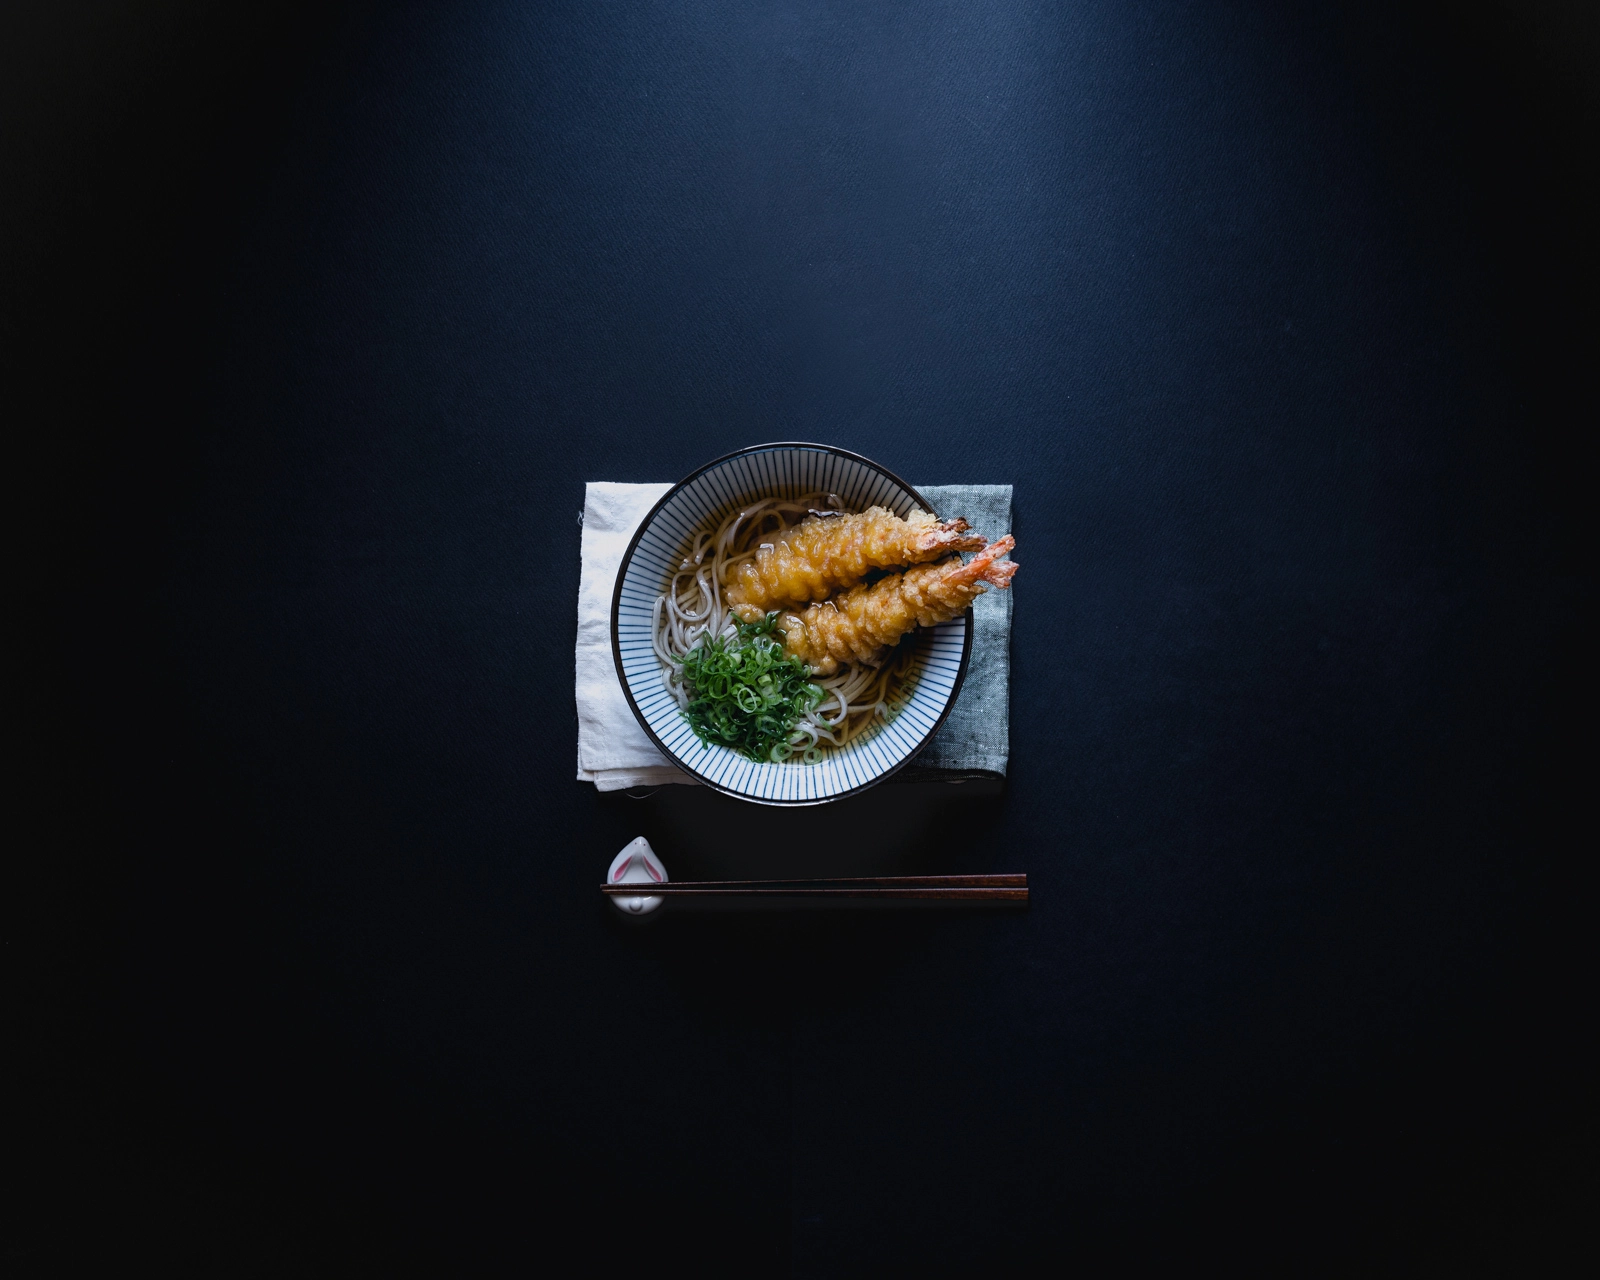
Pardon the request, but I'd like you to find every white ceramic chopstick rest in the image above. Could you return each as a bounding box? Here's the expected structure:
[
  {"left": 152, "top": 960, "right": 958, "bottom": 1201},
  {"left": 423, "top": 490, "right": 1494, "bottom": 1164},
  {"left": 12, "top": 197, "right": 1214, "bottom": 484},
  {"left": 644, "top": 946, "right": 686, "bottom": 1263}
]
[{"left": 607, "top": 837, "right": 668, "bottom": 915}]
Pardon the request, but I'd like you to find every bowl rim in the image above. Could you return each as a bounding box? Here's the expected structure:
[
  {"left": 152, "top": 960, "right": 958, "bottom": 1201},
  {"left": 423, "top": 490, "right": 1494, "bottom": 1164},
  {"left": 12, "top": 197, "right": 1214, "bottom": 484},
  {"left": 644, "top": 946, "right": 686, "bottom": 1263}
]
[{"left": 609, "top": 442, "right": 975, "bottom": 805}]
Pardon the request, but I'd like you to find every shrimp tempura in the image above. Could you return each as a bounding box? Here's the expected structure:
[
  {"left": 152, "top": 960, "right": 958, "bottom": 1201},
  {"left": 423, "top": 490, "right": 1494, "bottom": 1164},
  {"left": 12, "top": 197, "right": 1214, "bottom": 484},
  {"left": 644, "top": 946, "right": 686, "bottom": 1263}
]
[
  {"left": 726, "top": 506, "right": 985, "bottom": 621},
  {"left": 777, "top": 537, "right": 1018, "bottom": 675}
]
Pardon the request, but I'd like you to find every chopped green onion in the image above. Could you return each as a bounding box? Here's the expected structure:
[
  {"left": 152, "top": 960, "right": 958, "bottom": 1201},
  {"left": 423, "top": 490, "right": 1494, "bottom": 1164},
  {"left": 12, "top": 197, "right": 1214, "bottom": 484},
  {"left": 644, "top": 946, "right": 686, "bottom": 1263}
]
[{"left": 676, "top": 613, "right": 823, "bottom": 763}]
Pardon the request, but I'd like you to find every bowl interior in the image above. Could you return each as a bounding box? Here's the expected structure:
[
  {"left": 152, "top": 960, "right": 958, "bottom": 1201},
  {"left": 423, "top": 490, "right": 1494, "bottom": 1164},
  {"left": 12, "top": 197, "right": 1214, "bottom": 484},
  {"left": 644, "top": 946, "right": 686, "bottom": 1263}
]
[{"left": 612, "top": 445, "right": 972, "bottom": 804}]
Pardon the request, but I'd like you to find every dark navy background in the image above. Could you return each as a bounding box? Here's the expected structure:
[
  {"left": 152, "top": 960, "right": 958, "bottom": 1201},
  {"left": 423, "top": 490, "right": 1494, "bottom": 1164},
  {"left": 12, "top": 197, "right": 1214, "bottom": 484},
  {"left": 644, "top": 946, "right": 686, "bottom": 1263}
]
[{"left": 11, "top": 1, "right": 1591, "bottom": 1271}]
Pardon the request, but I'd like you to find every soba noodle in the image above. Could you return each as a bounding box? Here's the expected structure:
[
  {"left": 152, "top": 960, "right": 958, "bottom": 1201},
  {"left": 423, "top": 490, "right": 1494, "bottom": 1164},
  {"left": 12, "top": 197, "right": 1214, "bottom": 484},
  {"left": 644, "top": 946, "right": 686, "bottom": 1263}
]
[{"left": 652, "top": 492, "right": 918, "bottom": 764}]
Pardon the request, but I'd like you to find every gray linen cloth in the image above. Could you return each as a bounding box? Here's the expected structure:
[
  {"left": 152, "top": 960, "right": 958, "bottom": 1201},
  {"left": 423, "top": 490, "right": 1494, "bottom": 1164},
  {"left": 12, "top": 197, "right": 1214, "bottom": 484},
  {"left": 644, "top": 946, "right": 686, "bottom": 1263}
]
[
  {"left": 897, "top": 483, "right": 1012, "bottom": 779},
  {"left": 575, "top": 482, "right": 1012, "bottom": 787}
]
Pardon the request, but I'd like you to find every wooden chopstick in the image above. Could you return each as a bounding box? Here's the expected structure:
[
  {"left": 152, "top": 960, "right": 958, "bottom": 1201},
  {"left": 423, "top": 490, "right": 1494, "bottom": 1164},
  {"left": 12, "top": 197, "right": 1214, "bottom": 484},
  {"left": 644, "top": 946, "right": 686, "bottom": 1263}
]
[
  {"left": 601, "top": 873, "right": 1027, "bottom": 905},
  {"left": 605, "top": 887, "right": 1026, "bottom": 901},
  {"left": 603, "top": 873, "right": 1023, "bottom": 890}
]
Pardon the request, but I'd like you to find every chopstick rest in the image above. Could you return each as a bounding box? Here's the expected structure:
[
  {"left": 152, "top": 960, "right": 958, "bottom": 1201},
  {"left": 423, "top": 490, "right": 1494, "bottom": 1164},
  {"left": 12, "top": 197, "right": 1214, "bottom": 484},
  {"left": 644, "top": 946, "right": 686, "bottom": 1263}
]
[{"left": 606, "top": 837, "right": 669, "bottom": 916}]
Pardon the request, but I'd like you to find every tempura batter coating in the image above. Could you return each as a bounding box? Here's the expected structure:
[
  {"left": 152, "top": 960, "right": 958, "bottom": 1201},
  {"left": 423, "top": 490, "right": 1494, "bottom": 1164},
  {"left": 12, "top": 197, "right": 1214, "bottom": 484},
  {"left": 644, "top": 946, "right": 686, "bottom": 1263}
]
[
  {"left": 778, "top": 537, "right": 1018, "bottom": 675},
  {"left": 726, "top": 507, "right": 985, "bottom": 621}
]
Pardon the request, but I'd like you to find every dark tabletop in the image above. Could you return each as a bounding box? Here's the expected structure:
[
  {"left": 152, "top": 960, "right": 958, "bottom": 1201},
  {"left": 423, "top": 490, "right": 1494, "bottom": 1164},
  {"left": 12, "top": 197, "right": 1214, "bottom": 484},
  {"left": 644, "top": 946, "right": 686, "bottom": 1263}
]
[{"left": 12, "top": 0, "right": 1591, "bottom": 1271}]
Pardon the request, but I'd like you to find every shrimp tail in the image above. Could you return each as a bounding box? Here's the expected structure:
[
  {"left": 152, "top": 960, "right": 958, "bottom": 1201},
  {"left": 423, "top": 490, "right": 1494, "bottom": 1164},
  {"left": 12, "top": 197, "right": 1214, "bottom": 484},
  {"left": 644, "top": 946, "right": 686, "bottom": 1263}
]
[{"left": 961, "top": 534, "right": 1018, "bottom": 589}]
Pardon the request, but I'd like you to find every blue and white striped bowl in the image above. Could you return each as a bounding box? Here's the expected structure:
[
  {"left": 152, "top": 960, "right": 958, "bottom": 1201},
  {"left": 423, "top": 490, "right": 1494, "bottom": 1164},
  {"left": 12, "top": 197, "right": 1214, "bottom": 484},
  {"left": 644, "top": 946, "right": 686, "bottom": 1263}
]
[{"left": 611, "top": 444, "right": 973, "bottom": 805}]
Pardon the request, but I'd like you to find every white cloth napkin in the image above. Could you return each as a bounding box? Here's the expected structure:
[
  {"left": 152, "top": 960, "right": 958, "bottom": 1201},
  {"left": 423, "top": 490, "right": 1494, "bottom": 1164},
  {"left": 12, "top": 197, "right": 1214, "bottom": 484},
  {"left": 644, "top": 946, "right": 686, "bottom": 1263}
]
[
  {"left": 574, "top": 482, "right": 683, "bottom": 790},
  {"left": 575, "top": 481, "right": 1012, "bottom": 791}
]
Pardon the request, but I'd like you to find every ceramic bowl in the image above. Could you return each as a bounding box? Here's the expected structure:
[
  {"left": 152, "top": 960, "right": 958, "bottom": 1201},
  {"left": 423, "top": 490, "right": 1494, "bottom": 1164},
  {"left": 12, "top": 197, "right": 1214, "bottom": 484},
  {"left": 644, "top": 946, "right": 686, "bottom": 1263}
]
[{"left": 610, "top": 443, "right": 972, "bottom": 804}]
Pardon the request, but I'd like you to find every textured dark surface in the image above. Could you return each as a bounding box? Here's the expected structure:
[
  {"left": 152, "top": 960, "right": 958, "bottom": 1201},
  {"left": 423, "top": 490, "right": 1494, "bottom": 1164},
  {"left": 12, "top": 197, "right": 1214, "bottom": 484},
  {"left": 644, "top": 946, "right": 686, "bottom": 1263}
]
[{"left": 11, "top": 0, "right": 1591, "bottom": 1271}]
